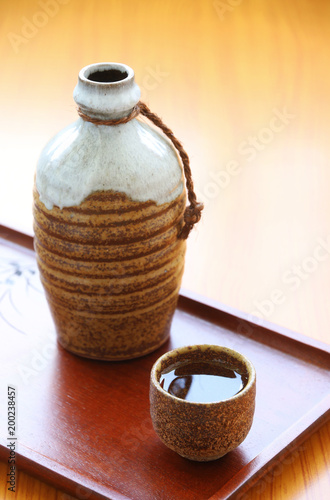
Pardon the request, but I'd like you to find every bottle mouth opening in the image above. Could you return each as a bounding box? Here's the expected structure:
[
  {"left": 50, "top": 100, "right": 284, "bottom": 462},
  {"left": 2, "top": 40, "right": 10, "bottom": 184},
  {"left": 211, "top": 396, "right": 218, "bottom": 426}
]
[
  {"left": 87, "top": 68, "right": 129, "bottom": 83},
  {"left": 74, "top": 62, "right": 140, "bottom": 118}
]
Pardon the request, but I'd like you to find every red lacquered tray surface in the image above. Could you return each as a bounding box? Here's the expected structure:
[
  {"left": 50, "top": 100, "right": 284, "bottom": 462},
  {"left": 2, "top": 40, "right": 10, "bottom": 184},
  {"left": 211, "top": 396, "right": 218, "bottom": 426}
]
[{"left": 0, "top": 227, "right": 329, "bottom": 500}]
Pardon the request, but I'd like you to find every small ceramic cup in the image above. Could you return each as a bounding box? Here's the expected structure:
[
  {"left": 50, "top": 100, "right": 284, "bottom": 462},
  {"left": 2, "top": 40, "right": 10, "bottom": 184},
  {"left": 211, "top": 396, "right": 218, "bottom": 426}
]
[{"left": 150, "top": 344, "right": 256, "bottom": 461}]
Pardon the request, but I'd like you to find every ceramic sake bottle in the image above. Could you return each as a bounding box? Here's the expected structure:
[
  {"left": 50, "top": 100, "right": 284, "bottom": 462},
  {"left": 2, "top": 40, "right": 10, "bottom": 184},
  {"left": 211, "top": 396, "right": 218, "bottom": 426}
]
[{"left": 33, "top": 62, "right": 195, "bottom": 361}]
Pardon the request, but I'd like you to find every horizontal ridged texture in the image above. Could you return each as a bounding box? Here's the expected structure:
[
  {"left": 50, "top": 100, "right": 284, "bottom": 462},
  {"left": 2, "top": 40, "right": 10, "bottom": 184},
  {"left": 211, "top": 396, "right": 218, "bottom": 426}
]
[{"left": 33, "top": 187, "right": 186, "bottom": 360}]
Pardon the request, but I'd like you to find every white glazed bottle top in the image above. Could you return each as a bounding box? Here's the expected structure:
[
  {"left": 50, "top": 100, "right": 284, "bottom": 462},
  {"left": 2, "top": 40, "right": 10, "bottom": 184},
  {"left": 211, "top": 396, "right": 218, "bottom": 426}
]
[{"left": 36, "top": 62, "right": 184, "bottom": 210}]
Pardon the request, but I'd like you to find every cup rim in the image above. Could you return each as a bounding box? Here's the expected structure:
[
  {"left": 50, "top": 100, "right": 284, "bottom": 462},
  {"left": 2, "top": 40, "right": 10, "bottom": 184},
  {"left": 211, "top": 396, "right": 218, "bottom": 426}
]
[{"left": 150, "top": 344, "right": 256, "bottom": 406}]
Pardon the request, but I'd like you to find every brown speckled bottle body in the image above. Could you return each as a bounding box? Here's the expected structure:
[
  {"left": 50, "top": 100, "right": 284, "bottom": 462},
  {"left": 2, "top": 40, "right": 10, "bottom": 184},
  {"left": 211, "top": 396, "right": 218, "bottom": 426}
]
[
  {"left": 33, "top": 63, "right": 187, "bottom": 360},
  {"left": 33, "top": 190, "right": 186, "bottom": 360}
]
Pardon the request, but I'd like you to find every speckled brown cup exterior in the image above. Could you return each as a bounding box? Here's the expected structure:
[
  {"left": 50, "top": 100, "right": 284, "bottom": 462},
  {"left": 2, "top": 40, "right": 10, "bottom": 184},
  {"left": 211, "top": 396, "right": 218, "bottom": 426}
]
[
  {"left": 150, "top": 344, "right": 256, "bottom": 461},
  {"left": 33, "top": 187, "right": 186, "bottom": 360}
]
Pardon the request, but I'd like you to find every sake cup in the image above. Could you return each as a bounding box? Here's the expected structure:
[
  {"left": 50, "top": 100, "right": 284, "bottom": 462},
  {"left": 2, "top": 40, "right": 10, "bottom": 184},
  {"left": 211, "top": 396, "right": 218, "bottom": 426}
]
[{"left": 149, "top": 344, "right": 256, "bottom": 461}]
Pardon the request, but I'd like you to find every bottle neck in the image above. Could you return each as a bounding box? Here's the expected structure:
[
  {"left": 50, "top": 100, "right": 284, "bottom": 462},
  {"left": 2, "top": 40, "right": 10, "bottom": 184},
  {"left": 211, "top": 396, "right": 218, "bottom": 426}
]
[{"left": 73, "top": 62, "right": 141, "bottom": 120}]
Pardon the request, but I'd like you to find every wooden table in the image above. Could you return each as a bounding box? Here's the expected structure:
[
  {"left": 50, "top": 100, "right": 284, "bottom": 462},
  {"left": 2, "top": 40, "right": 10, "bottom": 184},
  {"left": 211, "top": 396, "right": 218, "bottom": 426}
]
[{"left": 0, "top": 0, "right": 329, "bottom": 498}]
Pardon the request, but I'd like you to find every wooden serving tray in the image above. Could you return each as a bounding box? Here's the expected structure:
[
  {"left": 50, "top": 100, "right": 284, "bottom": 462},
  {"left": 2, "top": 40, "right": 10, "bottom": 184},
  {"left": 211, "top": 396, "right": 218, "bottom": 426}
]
[{"left": 0, "top": 226, "right": 329, "bottom": 500}]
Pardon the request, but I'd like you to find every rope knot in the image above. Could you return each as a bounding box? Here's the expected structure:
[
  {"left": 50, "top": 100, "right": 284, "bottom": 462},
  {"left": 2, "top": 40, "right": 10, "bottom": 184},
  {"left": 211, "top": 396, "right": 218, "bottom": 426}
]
[
  {"left": 178, "top": 202, "right": 204, "bottom": 239},
  {"left": 184, "top": 203, "right": 204, "bottom": 225}
]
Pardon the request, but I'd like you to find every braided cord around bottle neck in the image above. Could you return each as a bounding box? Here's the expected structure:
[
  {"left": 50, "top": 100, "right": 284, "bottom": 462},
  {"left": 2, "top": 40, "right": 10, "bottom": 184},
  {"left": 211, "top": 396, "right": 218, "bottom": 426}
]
[{"left": 77, "top": 101, "right": 203, "bottom": 239}]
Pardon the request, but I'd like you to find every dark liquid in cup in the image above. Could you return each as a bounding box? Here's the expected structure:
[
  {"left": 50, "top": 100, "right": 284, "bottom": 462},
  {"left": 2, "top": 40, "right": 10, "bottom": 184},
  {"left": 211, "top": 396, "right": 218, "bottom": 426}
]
[{"left": 159, "top": 360, "right": 248, "bottom": 403}]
